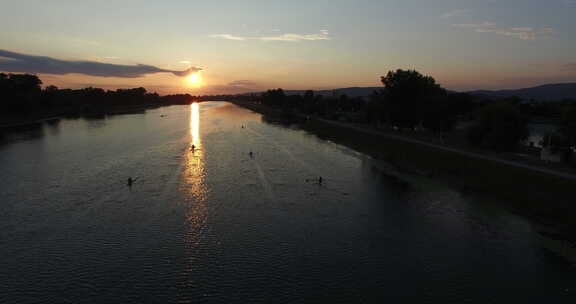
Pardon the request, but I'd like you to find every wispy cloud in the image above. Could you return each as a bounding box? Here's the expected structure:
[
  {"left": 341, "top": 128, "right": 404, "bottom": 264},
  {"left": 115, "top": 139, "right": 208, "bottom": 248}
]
[
  {"left": 452, "top": 22, "right": 554, "bottom": 40},
  {"left": 564, "top": 0, "right": 576, "bottom": 7},
  {"left": 441, "top": 9, "right": 471, "bottom": 19},
  {"left": 228, "top": 80, "right": 257, "bottom": 88},
  {"left": 259, "top": 33, "right": 330, "bottom": 41},
  {"left": 452, "top": 22, "right": 496, "bottom": 29},
  {"left": 93, "top": 56, "right": 120, "bottom": 62},
  {"left": 204, "top": 80, "right": 259, "bottom": 94},
  {"left": 209, "top": 34, "right": 246, "bottom": 41},
  {"left": 0, "top": 49, "right": 201, "bottom": 78},
  {"left": 210, "top": 30, "right": 331, "bottom": 42}
]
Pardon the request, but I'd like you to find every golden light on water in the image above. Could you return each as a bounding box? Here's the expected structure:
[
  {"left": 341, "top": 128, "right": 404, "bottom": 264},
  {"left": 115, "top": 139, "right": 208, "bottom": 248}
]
[
  {"left": 190, "top": 102, "right": 200, "bottom": 148},
  {"left": 180, "top": 102, "right": 208, "bottom": 283},
  {"left": 182, "top": 102, "right": 207, "bottom": 241},
  {"left": 184, "top": 102, "right": 204, "bottom": 194}
]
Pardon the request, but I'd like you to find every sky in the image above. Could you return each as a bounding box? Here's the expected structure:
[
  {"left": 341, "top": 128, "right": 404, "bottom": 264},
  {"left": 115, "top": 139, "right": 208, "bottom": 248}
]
[{"left": 1, "top": 0, "right": 575, "bottom": 94}]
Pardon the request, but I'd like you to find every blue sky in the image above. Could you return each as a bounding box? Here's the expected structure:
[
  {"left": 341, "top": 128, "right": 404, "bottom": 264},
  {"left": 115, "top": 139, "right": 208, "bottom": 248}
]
[{"left": 1, "top": 0, "right": 575, "bottom": 94}]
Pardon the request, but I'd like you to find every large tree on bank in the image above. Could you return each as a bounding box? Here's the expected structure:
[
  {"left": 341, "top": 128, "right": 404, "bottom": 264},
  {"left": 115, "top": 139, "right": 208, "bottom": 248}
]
[{"left": 379, "top": 69, "right": 447, "bottom": 128}]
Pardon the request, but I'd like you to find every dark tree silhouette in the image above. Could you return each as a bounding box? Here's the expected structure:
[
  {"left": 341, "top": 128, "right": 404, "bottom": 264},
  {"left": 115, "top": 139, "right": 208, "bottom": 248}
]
[
  {"left": 0, "top": 73, "right": 197, "bottom": 122},
  {"left": 0, "top": 73, "right": 42, "bottom": 113},
  {"left": 381, "top": 69, "right": 444, "bottom": 100},
  {"left": 262, "top": 88, "right": 286, "bottom": 107},
  {"left": 379, "top": 69, "right": 447, "bottom": 128},
  {"left": 560, "top": 106, "right": 576, "bottom": 149},
  {"left": 467, "top": 102, "right": 528, "bottom": 151}
]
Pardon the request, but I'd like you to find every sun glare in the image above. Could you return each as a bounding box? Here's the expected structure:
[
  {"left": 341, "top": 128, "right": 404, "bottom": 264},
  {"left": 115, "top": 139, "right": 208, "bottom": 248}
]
[{"left": 186, "top": 73, "right": 203, "bottom": 88}]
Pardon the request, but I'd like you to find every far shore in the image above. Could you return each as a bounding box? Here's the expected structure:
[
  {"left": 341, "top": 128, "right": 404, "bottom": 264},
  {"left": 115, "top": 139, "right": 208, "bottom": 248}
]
[{"left": 0, "top": 103, "right": 163, "bottom": 129}]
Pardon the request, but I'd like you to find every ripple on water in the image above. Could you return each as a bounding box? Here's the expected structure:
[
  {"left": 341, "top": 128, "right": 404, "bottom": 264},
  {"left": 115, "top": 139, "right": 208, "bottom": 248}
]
[{"left": 1, "top": 103, "right": 576, "bottom": 303}]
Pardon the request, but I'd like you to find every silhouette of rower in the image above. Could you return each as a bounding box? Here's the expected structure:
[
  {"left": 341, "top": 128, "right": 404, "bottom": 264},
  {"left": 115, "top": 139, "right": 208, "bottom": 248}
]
[
  {"left": 191, "top": 144, "right": 196, "bottom": 152},
  {"left": 127, "top": 177, "right": 134, "bottom": 187},
  {"left": 249, "top": 151, "right": 253, "bottom": 158},
  {"left": 318, "top": 176, "right": 323, "bottom": 185}
]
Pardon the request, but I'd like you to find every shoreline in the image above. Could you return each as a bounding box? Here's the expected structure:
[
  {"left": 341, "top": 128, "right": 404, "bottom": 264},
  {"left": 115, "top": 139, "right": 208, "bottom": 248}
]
[
  {"left": 0, "top": 103, "right": 163, "bottom": 130},
  {"left": 231, "top": 100, "right": 576, "bottom": 258}
]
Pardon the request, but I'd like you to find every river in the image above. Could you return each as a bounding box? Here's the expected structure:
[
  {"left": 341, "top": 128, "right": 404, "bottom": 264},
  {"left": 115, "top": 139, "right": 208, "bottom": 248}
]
[{"left": 0, "top": 102, "right": 574, "bottom": 303}]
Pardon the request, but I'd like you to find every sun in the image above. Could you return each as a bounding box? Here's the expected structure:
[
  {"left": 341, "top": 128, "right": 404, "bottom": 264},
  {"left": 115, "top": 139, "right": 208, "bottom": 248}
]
[{"left": 186, "top": 73, "right": 203, "bottom": 88}]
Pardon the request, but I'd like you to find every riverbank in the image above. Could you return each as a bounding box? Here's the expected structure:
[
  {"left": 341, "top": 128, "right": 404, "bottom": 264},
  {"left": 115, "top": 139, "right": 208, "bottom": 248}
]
[
  {"left": 232, "top": 100, "right": 576, "bottom": 250},
  {"left": 0, "top": 103, "right": 163, "bottom": 129}
]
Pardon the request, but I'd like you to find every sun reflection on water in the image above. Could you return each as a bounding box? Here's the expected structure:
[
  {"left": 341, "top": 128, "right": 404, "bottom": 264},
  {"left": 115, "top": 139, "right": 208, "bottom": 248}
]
[
  {"left": 182, "top": 102, "right": 207, "bottom": 243},
  {"left": 190, "top": 102, "right": 200, "bottom": 149},
  {"left": 178, "top": 102, "right": 209, "bottom": 299}
]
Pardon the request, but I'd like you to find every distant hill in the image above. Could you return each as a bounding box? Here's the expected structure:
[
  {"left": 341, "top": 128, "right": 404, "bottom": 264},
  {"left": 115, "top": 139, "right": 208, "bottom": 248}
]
[
  {"left": 251, "top": 83, "right": 576, "bottom": 101},
  {"left": 283, "top": 87, "right": 382, "bottom": 98},
  {"left": 468, "top": 83, "right": 576, "bottom": 101}
]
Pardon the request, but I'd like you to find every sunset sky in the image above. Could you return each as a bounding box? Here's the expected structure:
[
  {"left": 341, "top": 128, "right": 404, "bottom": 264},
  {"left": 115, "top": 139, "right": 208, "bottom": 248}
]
[{"left": 1, "top": 0, "right": 575, "bottom": 94}]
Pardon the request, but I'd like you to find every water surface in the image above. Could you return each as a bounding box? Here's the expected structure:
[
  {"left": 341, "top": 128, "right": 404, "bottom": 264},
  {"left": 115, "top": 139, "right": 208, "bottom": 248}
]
[{"left": 1, "top": 102, "right": 574, "bottom": 303}]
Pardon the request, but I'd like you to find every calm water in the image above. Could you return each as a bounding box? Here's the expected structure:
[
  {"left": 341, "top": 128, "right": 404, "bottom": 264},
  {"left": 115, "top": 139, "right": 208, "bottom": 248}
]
[{"left": 1, "top": 102, "right": 575, "bottom": 303}]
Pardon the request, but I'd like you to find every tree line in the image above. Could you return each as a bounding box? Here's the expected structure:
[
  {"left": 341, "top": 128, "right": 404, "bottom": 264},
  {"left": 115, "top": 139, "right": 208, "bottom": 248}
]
[
  {"left": 0, "top": 73, "right": 195, "bottom": 119},
  {"left": 251, "top": 70, "right": 576, "bottom": 160},
  {"left": 3, "top": 71, "right": 575, "bottom": 161}
]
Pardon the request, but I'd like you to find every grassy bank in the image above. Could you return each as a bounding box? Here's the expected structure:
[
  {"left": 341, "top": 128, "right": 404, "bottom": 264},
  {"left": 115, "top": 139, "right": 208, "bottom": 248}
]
[{"left": 232, "top": 100, "right": 576, "bottom": 234}]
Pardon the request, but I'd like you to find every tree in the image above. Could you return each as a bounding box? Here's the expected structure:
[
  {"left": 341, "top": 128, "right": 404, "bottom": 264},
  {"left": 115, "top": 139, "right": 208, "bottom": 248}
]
[
  {"left": 421, "top": 96, "right": 457, "bottom": 135},
  {"left": 303, "top": 90, "right": 314, "bottom": 103},
  {"left": 381, "top": 69, "right": 444, "bottom": 100},
  {"left": 9, "top": 73, "right": 42, "bottom": 92},
  {"left": 262, "top": 88, "right": 286, "bottom": 107},
  {"left": 0, "top": 73, "right": 42, "bottom": 113},
  {"left": 301, "top": 90, "right": 315, "bottom": 114},
  {"left": 560, "top": 105, "right": 576, "bottom": 149},
  {"left": 379, "top": 69, "right": 446, "bottom": 128},
  {"left": 467, "top": 102, "right": 528, "bottom": 151}
]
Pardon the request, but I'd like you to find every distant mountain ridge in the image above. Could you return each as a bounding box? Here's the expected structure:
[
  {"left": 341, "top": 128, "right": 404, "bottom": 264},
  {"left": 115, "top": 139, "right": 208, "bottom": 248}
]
[
  {"left": 467, "top": 83, "right": 576, "bottom": 101},
  {"left": 282, "top": 87, "right": 382, "bottom": 98},
  {"left": 271, "top": 83, "right": 576, "bottom": 101}
]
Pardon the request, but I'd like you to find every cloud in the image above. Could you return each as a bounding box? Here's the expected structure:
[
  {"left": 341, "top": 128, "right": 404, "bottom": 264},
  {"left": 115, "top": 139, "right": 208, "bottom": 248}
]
[
  {"left": 227, "top": 80, "right": 257, "bottom": 88},
  {"left": 452, "top": 22, "right": 554, "bottom": 40},
  {"left": 564, "top": 0, "right": 576, "bottom": 7},
  {"left": 452, "top": 22, "right": 496, "bottom": 28},
  {"left": 0, "top": 49, "right": 201, "bottom": 78},
  {"left": 203, "top": 80, "right": 259, "bottom": 94},
  {"left": 441, "top": 9, "right": 471, "bottom": 19},
  {"left": 210, "top": 30, "right": 331, "bottom": 42},
  {"left": 209, "top": 34, "right": 246, "bottom": 41},
  {"left": 171, "top": 67, "right": 203, "bottom": 77},
  {"left": 259, "top": 33, "right": 330, "bottom": 41}
]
